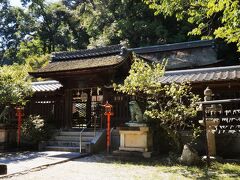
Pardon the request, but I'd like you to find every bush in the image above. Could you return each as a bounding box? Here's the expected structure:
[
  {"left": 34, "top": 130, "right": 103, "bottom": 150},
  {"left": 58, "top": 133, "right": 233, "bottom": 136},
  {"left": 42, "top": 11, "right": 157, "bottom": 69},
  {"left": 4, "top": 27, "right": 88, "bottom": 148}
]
[{"left": 21, "top": 115, "right": 52, "bottom": 147}]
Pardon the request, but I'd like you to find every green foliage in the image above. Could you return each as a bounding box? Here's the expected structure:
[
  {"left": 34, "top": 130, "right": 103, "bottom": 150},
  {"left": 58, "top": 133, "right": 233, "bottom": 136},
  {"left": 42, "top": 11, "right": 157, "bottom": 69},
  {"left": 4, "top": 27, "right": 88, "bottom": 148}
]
[
  {"left": 16, "top": 37, "right": 44, "bottom": 62},
  {"left": 114, "top": 55, "right": 200, "bottom": 151},
  {"left": 192, "top": 124, "right": 202, "bottom": 140},
  {"left": 0, "top": 64, "right": 32, "bottom": 106},
  {"left": 25, "top": 54, "right": 50, "bottom": 72},
  {"left": 24, "top": 0, "right": 89, "bottom": 53},
  {"left": 0, "top": 0, "right": 89, "bottom": 65},
  {"left": 77, "top": 0, "right": 193, "bottom": 47},
  {"left": 144, "top": 0, "right": 240, "bottom": 51},
  {"left": 114, "top": 57, "right": 165, "bottom": 95},
  {"left": 0, "top": 0, "right": 194, "bottom": 65},
  {"left": 21, "top": 115, "right": 51, "bottom": 145},
  {"left": 0, "top": 2, "right": 35, "bottom": 64}
]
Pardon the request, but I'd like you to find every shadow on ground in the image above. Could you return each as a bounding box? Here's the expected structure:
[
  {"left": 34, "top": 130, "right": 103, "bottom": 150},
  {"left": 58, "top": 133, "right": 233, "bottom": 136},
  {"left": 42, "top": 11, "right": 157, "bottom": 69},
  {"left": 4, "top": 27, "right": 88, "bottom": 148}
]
[
  {"left": 0, "top": 151, "right": 81, "bottom": 164},
  {"left": 0, "top": 151, "right": 46, "bottom": 164}
]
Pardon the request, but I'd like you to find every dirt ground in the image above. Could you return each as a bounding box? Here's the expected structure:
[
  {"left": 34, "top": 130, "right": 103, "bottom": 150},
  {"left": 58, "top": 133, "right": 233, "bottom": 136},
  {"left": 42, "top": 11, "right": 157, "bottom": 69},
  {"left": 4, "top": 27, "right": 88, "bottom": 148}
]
[
  {"left": 2, "top": 154, "right": 240, "bottom": 180},
  {"left": 2, "top": 154, "right": 179, "bottom": 180}
]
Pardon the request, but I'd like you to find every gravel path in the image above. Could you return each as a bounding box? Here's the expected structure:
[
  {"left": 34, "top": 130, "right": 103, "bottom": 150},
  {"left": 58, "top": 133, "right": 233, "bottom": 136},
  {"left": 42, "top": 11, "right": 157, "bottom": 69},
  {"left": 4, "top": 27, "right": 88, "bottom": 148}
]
[{"left": 2, "top": 155, "right": 176, "bottom": 180}]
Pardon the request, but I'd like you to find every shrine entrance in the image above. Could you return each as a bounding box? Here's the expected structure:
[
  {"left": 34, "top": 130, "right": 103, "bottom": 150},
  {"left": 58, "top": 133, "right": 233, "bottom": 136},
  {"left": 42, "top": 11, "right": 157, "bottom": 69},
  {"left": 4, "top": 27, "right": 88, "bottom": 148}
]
[{"left": 71, "top": 88, "right": 103, "bottom": 129}]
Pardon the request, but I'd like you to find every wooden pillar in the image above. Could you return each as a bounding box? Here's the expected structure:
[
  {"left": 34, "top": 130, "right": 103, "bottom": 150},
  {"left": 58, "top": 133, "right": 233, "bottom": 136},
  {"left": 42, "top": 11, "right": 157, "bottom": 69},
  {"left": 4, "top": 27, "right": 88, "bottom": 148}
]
[
  {"left": 54, "top": 97, "right": 64, "bottom": 129},
  {"left": 64, "top": 89, "right": 73, "bottom": 129},
  {"left": 86, "top": 89, "right": 92, "bottom": 128}
]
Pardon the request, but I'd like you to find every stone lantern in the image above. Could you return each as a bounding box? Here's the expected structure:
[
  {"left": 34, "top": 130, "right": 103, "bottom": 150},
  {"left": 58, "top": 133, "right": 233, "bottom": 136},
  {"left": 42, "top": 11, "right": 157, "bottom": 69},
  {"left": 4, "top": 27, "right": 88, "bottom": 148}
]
[{"left": 199, "top": 87, "right": 221, "bottom": 156}]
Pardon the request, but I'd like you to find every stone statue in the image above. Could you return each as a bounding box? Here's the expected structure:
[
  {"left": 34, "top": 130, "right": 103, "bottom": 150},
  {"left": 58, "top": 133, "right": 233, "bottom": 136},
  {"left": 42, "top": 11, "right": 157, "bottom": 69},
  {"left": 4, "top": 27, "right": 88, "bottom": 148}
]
[{"left": 129, "top": 101, "right": 143, "bottom": 123}]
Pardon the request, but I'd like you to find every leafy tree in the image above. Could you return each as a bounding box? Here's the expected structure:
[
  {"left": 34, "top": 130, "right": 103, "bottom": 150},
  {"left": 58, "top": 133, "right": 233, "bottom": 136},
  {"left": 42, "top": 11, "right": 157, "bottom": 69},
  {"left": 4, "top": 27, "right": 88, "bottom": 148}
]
[
  {"left": 114, "top": 55, "right": 200, "bottom": 151},
  {"left": 22, "top": 0, "right": 89, "bottom": 53},
  {"left": 76, "top": 0, "right": 194, "bottom": 47},
  {"left": 16, "top": 35, "right": 50, "bottom": 71},
  {"left": 25, "top": 54, "right": 50, "bottom": 72},
  {"left": 144, "top": 0, "right": 240, "bottom": 51},
  {"left": 0, "top": 1, "right": 35, "bottom": 64},
  {"left": 0, "top": 64, "right": 33, "bottom": 123}
]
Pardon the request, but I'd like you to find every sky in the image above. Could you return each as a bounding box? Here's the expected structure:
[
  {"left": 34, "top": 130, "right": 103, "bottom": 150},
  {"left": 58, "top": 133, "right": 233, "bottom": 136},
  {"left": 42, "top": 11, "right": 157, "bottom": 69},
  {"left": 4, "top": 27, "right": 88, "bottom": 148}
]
[{"left": 9, "top": 0, "right": 60, "bottom": 7}]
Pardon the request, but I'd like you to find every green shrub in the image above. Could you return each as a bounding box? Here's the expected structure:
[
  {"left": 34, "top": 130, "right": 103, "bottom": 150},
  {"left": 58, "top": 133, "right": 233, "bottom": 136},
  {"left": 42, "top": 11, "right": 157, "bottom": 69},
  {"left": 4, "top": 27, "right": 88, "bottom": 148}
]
[{"left": 21, "top": 115, "right": 52, "bottom": 146}]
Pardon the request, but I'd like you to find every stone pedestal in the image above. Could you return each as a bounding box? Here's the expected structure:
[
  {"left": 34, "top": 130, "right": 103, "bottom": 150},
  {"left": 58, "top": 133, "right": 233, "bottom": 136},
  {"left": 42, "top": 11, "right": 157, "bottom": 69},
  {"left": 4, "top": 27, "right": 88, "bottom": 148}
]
[
  {"left": 119, "top": 123, "right": 152, "bottom": 158},
  {"left": 199, "top": 119, "right": 220, "bottom": 156}
]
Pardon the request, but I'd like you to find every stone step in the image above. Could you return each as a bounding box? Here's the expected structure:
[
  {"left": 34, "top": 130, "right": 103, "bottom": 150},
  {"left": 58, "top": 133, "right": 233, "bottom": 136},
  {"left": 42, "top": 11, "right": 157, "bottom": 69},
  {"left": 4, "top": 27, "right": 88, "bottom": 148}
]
[
  {"left": 45, "top": 146, "right": 83, "bottom": 152},
  {"left": 53, "top": 135, "right": 94, "bottom": 142},
  {"left": 58, "top": 131, "right": 97, "bottom": 137},
  {"left": 44, "top": 129, "right": 103, "bottom": 152},
  {"left": 47, "top": 140, "right": 90, "bottom": 147}
]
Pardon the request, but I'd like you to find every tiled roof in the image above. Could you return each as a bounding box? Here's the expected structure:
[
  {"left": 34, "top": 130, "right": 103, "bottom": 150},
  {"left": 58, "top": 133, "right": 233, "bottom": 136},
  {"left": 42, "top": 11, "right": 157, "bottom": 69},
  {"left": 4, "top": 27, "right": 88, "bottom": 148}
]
[
  {"left": 131, "top": 40, "right": 214, "bottom": 54},
  {"left": 31, "top": 80, "right": 62, "bottom": 92},
  {"left": 34, "top": 55, "right": 125, "bottom": 73},
  {"left": 51, "top": 40, "right": 214, "bottom": 62},
  {"left": 30, "top": 40, "right": 219, "bottom": 77},
  {"left": 52, "top": 44, "right": 122, "bottom": 61},
  {"left": 161, "top": 65, "right": 240, "bottom": 83}
]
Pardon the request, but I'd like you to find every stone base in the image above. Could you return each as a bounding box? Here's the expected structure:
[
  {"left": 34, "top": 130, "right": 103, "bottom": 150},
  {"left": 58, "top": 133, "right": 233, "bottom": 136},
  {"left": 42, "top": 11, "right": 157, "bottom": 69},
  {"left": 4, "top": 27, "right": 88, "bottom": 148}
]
[
  {"left": 119, "top": 147, "right": 146, "bottom": 152},
  {"left": 113, "top": 150, "right": 152, "bottom": 158},
  {"left": 119, "top": 124, "right": 152, "bottom": 155}
]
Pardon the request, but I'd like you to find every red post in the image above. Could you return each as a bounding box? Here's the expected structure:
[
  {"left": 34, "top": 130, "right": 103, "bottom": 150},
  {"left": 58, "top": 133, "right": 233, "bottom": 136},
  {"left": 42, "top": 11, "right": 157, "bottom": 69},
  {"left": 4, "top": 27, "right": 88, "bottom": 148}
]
[
  {"left": 103, "top": 101, "right": 113, "bottom": 153},
  {"left": 107, "top": 112, "right": 111, "bottom": 153},
  {"left": 16, "top": 107, "right": 24, "bottom": 147}
]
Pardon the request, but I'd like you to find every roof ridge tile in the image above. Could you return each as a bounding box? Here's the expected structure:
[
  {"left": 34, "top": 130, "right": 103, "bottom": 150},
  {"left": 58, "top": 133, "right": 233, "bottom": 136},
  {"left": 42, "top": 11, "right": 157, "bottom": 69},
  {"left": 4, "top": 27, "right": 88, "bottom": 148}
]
[{"left": 52, "top": 44, "right": 122, "bottom": 61}]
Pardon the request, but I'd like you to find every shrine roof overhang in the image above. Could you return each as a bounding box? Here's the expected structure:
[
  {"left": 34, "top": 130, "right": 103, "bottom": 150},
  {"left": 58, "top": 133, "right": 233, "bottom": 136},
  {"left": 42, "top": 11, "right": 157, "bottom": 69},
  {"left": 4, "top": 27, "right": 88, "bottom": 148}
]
[
  {"left": 160, "top": 65, "right": 240, "bottom": 84},
  {"left": 32, "top": 65, "right": 240, "bottom": 93},
  {"left": 29, "top": 54, "right": 128, "bottom": 78},
  {"left": 31, "top": 80, "right": 62, "bottom": 92}
]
